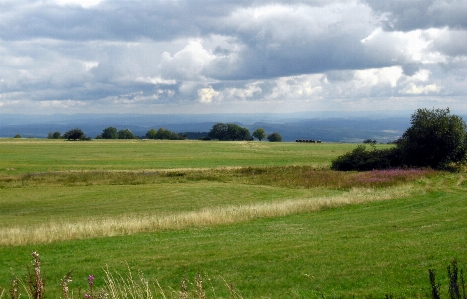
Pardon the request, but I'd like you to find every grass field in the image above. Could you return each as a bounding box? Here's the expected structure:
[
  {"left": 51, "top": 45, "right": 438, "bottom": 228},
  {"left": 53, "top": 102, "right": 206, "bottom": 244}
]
[{"left": 0, "top": 139, "right": 466, "bottom": 298}]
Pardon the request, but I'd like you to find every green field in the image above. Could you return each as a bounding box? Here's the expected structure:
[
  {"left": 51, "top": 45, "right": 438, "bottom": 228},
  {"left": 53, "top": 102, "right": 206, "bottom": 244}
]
[{"left": 0, "top": 139, "right": 466, "bottom": 298}]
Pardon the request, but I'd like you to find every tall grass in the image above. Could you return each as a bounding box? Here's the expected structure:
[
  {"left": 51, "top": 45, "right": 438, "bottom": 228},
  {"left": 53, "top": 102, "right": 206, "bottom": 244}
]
[
  {"left": 4, "top": 252, "right": 243, "bottom": 299},
  {"left": 0, "top": 166, "right": 436, "bottom": 189},
  {"left": 0, "top": 183, "right": 419, "bottom": 246},
  {"left": 3, "top": 252, "right": 465, "bottom": 299},
  {"left": 0, "top": 166, "right": 437, "bottom": 246}
]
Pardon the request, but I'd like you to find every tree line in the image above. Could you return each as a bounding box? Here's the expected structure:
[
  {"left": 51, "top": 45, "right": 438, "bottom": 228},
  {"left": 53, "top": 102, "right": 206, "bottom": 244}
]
[
  {"left": 47, "top": 127, "right": 188, "bottom": 141},
  {"left": 46, "top": 123, "right": 283, "bottom": 142},
  {"left": 207, "top": 123, "right": 281, "bottom": 142}
]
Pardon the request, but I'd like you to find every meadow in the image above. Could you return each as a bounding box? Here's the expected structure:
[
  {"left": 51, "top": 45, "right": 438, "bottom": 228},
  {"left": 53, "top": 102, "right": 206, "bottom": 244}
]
[{"left": 0, "top": 139, "right": 465, "bottom": 298}]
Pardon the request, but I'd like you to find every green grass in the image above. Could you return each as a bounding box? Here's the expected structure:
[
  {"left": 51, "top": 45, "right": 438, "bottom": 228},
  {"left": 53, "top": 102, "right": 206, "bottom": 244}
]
[
  {"left": 0, "top": 139, "right": 356, "bottom": 174},
  {"left": 0, "top": 139, "right": 465, "bottom": 298}
]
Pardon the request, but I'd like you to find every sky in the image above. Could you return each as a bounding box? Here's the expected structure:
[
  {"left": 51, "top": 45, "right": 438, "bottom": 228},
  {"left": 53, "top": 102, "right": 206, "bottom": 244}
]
[{"left": 1, "top": 0, "right": 466, "bottom": 115}]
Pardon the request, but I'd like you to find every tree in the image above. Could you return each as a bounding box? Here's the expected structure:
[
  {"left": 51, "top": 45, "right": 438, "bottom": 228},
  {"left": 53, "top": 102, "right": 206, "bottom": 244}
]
[
  {"left": 147, "top": 128, "right": 184, "bottom": 140},
  {"left": 363, "top": 139, "right": 377, "bottom": 145},
  {"left": 63, "top": 128, "right": 86, "bottom": 141},
  {"left": 331, "top": 108, "right": 467, "bottom": 170},
  {"left": 397, "top": 108, "right": 467, "bottom": 168},
  {"left": 208, "top": 123, "right": 228, "bottom": 140},
  {"left": 101, "top": 127, "right": 118, "bottom": 139},
  {"left": 252, "top": 128, "right": 266, "bottom": 141},
  {"left": 118, "top": 129, "right": 136, "bottom": 139},
  {"left": 170, "top": 132, "right": 180, "bottom": 140},
  {"left": 208, "top": 123, "right": 252, "bottom": 141},
  {"left": 48, "top": 131, "right": 61, "bottom": 139},
  {"left": 155, "top": 128, "right": 172, "bottom": 140},
  {"left": 145, "top": 128, "right": 157, "bottom": 139},
  {"left": 267, "top": 132, "right": 282, "bottom": 142},
  {"left": 14, "top": 134, "right": 22, "bottom": 138},
  {"left": 331, "top": 145, "right": 401, "bottom": 171}
]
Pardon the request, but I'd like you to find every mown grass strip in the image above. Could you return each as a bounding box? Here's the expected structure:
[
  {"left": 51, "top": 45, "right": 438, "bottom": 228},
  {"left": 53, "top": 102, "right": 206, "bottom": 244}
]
[{"left": 0, "top": 184, "right": 417, "bottom": 246}]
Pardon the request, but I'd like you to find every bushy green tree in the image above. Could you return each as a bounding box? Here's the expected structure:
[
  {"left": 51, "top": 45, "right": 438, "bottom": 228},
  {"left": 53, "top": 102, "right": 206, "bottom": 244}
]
[
  {"left": 332, "top": 108, "right": 467, "bottom": 170},
  {"left": 208, "top": 123, "right": 228, "bottom": 140},
  {"left": 208, "top": 123, "right": 252, "bottom": 141},
  {"left": 63, "top": 128, "right": 86, "bottom": 141},
  {"left": 363, "top": 139, "right": 376, "bottom": 145},
  {"left": 397, "top": 108, "right": 467, "bottom": 168},
  {"left": 156, "top": 128, "right": 172, "bottom": 140},
  {"left": 47, "top": 131, "right": 61, "bottom": 139},
  {"left": 118, "top": 129, "right": 136, "bottom": 139},
  {"left": 267, "top": 132, "right": 282, "bottom": 142},
  {"left": 146, "top": 128, "right": 185, "bottom": 140},
  {"left": 253, "top": 128, "right": 266, "bottom": 141},
  {"left": 331, "top": 145, "right": 401, "bottom": 171},
  {"left": 145, "top": 128, "right": 158, "bottom": 139},
  {"left": 101, "top": 127, "right": 118, "bottom": 139}
]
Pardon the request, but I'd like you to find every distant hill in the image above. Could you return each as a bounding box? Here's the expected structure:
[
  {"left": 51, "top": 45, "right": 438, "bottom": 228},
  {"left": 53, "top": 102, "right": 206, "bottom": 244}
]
[{"left": 0, "top": 111, "right": 427, "bottom": 143}]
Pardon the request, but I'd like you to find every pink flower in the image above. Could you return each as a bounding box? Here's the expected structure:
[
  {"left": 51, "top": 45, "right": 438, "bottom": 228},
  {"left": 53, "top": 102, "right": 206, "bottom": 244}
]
[{"left": 88, "top": 275, "right": 95, "bottom": 286}]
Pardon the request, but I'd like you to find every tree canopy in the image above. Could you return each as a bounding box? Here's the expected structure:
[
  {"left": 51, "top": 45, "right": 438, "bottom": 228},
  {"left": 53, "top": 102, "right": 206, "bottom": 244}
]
[
  {"left": 118, "top": 129, "right": 136, "bottom": 139},
  {"left": 63, "top": 128, "right": 87, "bottom": 141},
  {"left": 332, "top": 108, "right": 467, "bottom": 170},
  {"left": 252, "top": 128, "right": 266, "bottom": 141},
  {"left": 397, "top": 108, "right": 467, "bottom": 168},
  {"left": 208, "top": 123, "right": 252, "bottom": 141},
  {"left": 101, "top": 127, "right": 118, "bottom": 139},
  {"left": 146, "top": 128, "right": 185, "bottom": 140},
  {"left": 267, "top": 132, "right": 282, "bottom": 142}
]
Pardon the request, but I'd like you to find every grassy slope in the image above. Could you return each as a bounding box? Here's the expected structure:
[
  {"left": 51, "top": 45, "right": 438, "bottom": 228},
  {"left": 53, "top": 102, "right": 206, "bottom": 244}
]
[{"left": 0, "top": 140, "right": 465, "bottom": 298}]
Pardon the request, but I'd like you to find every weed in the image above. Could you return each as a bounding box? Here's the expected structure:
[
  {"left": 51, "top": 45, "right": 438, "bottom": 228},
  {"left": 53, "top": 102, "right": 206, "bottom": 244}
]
[
  {"left": 3, "top": 252, "right": 467, "bottom": 299},
  {"left": 429, "top": 260, "right": 466, "bottom": 299},
  {"left": 61, "top": 271, "right": 73, "bottom": 299},
  {"left": 27, "top": 252, "right": 44, "bottom": 299}
]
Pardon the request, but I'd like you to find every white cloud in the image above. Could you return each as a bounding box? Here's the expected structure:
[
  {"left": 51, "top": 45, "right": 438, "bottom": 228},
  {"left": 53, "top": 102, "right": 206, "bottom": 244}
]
[
  {"left": 198, "top": 86, "right": 220, "bottom": 103},
  {"left": 53, "top": 0, "right": 101, "bottom": 8},
  {"left": 353, "top": 66, "right": 403, "bottom": 88},
  {"left": 400, "top": 83, "right": 441, "bottom": 95},
  {"left": 135, "top": 76, "right": 176, "bottom": 85},
  {"left": 160, "top": 40, "right": 216, "bottom": 81},
  {"left": 222, "top": 82, "right": 263, "bottom": 101},
  {"left": 0, "top": 0, "right": 466, "bottom": 115}
]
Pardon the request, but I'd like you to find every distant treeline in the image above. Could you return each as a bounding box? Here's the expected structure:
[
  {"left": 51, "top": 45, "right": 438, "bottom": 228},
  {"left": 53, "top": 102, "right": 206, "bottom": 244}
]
[
  {"left": 45, "top": 123, "right": 282, "bottom": 142},
  {"left": 46, "top": 127, "right": 210, "bottom": 141}
]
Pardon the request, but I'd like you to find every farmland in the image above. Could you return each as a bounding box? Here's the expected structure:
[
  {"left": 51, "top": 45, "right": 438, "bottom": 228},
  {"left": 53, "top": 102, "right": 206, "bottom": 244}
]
[{"left": 0, "top": 139, "right": 466, "bottom": 298}]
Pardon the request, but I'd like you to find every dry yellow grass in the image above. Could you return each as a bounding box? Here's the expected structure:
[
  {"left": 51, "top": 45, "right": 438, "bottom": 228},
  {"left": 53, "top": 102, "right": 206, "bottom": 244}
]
[{"left": 0, "top": 185, "right": 418, "bottom": 246}]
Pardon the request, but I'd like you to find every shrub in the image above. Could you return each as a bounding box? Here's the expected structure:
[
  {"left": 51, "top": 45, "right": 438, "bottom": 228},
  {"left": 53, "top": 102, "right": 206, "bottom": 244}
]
[
  {"left": 267, "top": 132, "right": 282, "bottom": 142},
  {"left": 48, "top": 131, "right": 61, "bottom": 139},
  {"left": 332, "top": 108, "right": 467, "bottom": 171},
  {"left": 363, "top": 139, "right": 376, "bottom": 144},
  {"left": 331, "top": 145, "right": 402, "bottom": 171},
  {"left": 398, "top": 108, "right": 467, "bottom": 169},
  {"left": 118, "top": 129, "right": 136, "bottom": 139},
  {"left": 63, "top": 128, "right": 87, "bottom": 141},
  {"left": 101, "top": 127, "right": 118, "bottom": 139},
  {"left": 208, "top": 123, "right": 252, "bottom": 141}
]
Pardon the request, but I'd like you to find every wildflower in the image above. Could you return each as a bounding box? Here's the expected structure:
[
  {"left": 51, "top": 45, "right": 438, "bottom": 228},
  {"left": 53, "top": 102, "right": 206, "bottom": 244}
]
[{"left": 88, "top": 275, "right": 95, "bottom": 286}]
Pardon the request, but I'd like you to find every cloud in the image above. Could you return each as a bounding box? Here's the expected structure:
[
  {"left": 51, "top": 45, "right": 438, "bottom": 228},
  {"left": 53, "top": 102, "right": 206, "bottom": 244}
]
[
  {"left": 160, "top": 40, "right": 216, "bottom": 81},
  {"left": 198, "top": 86, "right": 220, "bottom": 103},
  {"left": 364, "top": 0, "right": 467, "bottom": 31},
  {"left": 400, "top": 83, "right": 441, "bottom": 95},
  {"left": 0, "top": 0, "right": 466, "bottom": 115}
]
